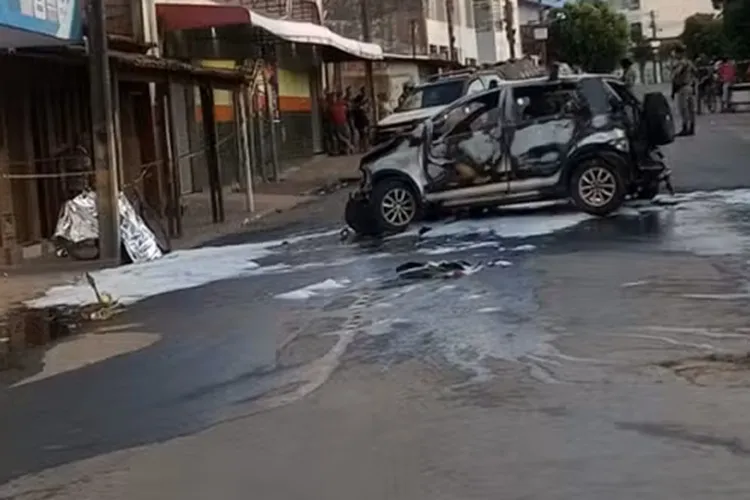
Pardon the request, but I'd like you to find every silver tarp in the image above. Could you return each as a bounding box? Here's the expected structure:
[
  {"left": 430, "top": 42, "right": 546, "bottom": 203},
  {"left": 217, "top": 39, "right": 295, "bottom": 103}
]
[{"left": 54, "top": 191, "right": 164, "bottom": 263}]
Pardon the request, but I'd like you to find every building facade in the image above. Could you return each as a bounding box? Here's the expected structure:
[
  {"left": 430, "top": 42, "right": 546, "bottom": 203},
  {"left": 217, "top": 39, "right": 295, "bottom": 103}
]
[{"left": 472, "top": 0, "right": 523, "bottom": 64}]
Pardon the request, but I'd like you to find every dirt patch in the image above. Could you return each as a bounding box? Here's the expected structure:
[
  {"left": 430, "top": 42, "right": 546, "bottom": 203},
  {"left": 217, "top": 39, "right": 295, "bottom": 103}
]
[{"left": 659, "top": 352, "right": 750, "bottom": 387}]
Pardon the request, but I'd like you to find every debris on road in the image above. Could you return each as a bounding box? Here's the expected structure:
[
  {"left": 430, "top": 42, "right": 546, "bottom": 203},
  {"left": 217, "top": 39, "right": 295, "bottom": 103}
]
[{"left": 395, "top": 261, "right": 480, "bottom": 280}]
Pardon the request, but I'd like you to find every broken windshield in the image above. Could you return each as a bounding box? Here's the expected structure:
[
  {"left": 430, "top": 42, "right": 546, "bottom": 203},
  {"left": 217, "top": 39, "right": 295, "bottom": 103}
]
[{"left": 396, "top": 80, "right": 465, "bottom": 112}]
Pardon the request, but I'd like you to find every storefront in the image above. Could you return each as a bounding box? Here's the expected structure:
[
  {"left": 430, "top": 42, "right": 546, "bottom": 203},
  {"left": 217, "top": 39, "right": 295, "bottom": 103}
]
[{"left": 155, "top": 0, "right": 383, "bottom": 180}]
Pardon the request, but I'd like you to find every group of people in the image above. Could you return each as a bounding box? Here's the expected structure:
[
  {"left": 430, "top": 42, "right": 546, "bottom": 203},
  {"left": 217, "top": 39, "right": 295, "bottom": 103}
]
[
  {"left": 322, "top": 87, "right": 371, "bottom": 156},
  {"left": 620, "top": 46, "right": 745, "bottom": 138}
]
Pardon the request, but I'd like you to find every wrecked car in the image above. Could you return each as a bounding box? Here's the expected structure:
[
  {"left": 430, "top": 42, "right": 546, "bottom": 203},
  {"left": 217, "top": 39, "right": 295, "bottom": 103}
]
[
  {"left": 345, "top": 73, "right": 675, "bottom": 235},
  {"left": 374, "top": 61, "right": 546, "bottom": 146}
]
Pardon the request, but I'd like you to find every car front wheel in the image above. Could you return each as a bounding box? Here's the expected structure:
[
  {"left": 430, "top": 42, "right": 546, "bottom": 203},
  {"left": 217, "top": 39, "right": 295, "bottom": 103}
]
[
  {"left": 371, "top": 179, "right": 420, "bottom": 233},
  {"left": 570, "top": 160, "right": 625, "bottom": 216}
]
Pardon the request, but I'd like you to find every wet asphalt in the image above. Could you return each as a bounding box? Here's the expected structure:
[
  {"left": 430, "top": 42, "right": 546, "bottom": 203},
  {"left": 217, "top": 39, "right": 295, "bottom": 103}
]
[{"left": 3, "top": 109, "right": 750, "bottom": 493}]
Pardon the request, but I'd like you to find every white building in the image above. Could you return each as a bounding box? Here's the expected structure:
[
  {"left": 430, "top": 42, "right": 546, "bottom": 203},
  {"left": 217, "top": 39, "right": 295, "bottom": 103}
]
[
  {"left": 471, "top": 0, "right": 523, "bottom": 63},
  {"left": 607, "top": 0, "right": 717, "bottom": 82},
  {"left": 608, "top": 0, "right": 716, "bottom": 41},
  {"left": 425, "top": 0, "right": 480, "bottom": 65}
]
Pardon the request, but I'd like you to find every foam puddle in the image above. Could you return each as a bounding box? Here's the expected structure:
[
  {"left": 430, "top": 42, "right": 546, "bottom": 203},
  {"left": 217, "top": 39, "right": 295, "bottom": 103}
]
[
  {"left": 275, "top": 279, "right": 351, "bottom": 300},
  {"left": 26, "top": 229, "right": 341, "bottom": 308}
]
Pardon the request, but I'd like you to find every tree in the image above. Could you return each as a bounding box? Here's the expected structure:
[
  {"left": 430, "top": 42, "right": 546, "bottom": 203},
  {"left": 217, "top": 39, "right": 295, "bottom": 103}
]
[
  {"left": 680, "top": 13, "right": 727, "bottom": 59},
  {"left": 547, "top": 0, "right": 629, "bottom": 73},
  {"left": 631, "top": 33, "right": 653, "bottom": 83},
  {"left": 723, "top": 0, "right": 750, "bottom": 58}
]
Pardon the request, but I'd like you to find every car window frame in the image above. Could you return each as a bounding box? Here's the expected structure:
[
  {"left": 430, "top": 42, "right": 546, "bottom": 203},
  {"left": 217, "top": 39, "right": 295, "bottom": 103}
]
[
  {"left": 510, "top": 81, "right": 583, "bottom": 123},
  {"left": 466, "top": 78, "right": 486, "bottom": 95},
  {"left": 430, "top": 88, "right": 503, "bottom": 140}
]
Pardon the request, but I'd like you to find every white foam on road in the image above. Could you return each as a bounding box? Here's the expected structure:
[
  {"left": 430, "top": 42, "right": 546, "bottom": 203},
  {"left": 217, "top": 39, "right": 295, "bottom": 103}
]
[
  {"left": 26, "top": 229, "right": 341, "bottom": 308},
  {"left": 414, "top": 211, "right": 593, "bottom": 240},
  {"left": 275, "top": 278, "right": 351, "bottom": 300}
]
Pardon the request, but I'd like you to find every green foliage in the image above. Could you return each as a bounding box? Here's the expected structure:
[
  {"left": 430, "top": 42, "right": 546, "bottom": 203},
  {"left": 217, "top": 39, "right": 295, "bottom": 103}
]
[
  {"left": 680, "top": 13, "right": 727, "bottom": 59},
  {"left": 723, "top": 0, "right": 750, "bottom": 59},
  {"left": 630, "top": 33, "right": 653, "bottom": 65},
  {"left": 548, "top": 0, "right": 629, "bottom": 73},
  {"left": 658, "top": 40, "right": 683, "bottom": 60}
]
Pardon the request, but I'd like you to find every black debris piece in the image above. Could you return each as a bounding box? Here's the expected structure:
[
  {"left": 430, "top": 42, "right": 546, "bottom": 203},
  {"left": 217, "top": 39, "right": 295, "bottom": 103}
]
[{"left": 396, "top": 260, "right": 475, "bottom": 280}]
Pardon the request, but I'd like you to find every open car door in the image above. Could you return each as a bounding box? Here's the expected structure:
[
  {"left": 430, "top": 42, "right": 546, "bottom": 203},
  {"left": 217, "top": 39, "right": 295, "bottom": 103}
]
[{"left": 422, "top": 89, "right": 504, "bottom": 192}]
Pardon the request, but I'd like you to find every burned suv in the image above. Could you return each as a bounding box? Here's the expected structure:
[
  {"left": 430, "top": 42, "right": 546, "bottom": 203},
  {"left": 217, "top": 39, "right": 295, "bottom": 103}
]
[{"left": 345, "top": 73, "right": 675, "bottom": 235}]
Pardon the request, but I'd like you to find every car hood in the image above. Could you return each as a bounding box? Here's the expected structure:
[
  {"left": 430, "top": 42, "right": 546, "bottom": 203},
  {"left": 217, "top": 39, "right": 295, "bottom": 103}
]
[{"left": 377, "top": 105, "right": 448, "bottom": 127}]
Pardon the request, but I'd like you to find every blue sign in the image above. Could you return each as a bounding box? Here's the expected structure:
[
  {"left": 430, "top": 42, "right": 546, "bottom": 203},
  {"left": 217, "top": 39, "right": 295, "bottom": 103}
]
[{"left": 0, "top": 0, "right": 82, "bottom": 41}]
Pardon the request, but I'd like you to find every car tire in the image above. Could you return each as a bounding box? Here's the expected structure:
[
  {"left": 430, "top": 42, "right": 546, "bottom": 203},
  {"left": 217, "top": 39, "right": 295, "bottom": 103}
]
[
  {"left": 570, "top": 159, "right": 625, "bottom": 216},
  {"left": 643, "top": 92, "right": 676, "bottom": 146},
  {"left": 345, "top": 196, "right": 379, "bottom": 236},
  {"left": 371, "top": 178, "right": 420, "bottom": 233}
]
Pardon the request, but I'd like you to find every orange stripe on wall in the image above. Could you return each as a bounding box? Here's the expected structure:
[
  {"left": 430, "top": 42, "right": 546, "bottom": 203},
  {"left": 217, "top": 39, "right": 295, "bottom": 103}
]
[
  {"left": 279, "top": 96, "right": 311, "bottom": 112},
  {"left": 195, "top": 97, "right": 312, "bottom": 123},
  {"left": 195, "top": 105, "right": 234, "bottom": 123}
]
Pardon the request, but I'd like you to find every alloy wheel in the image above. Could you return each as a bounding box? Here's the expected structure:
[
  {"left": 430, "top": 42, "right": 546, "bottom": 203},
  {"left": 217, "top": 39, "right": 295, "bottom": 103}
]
[
  {"left": 380, "top": 187, "right": 416, "bottom": 227},
  {"left": 578, "top": 166, "right": 617, "bottom": 208}
]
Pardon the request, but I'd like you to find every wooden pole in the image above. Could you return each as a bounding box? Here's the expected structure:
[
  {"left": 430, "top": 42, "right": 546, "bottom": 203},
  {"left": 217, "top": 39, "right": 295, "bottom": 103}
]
[
  {"left": 238, "top": 86, "right": 255, "bottom": 212},
  {"left": 87, "top": 0, "right": 120, "bottom": 262}
]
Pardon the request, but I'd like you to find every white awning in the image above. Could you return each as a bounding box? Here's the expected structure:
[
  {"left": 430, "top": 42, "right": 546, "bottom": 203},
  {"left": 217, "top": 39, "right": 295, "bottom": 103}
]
[
  {"left": 248, "top": 10, "right": 382, "bottom": 60},
  {"left": 156, "top": 0, "right": 383, "bottom": 60}
]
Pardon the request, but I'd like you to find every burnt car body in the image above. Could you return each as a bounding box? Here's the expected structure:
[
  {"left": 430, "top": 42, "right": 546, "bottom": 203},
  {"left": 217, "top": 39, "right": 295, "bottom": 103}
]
[
  {"left": 374, "top": 61, "right": 547, "bottom": 146},
  {"left": 345, "top": 74, "right": 676, "bottom": 235}
]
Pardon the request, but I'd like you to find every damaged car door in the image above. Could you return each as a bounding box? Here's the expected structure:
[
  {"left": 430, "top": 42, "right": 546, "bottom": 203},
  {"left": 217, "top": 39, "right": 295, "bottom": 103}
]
[
  {"left": 423, "top": 89, "right": 504, "bottom": 194},
  {"left": 506, "top": 82, "right": 582, "bottom": 182}
]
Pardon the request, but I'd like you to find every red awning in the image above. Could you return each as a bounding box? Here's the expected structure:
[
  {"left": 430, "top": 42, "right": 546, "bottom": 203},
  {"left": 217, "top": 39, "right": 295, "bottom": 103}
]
[{"left": 155, "top": 0, "right": 383, "bottom": 60}]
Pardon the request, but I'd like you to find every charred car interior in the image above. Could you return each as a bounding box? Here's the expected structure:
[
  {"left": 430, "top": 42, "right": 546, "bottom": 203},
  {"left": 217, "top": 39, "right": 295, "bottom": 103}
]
[{"left": 346, "top": 73, "right": 676, "bottom": 236}]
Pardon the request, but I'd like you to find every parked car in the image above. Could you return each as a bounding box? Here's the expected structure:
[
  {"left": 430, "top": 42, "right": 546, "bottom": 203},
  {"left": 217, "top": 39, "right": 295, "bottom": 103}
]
[
  {"left": 345, "top": 72, "right": 676, "bottom": 236},
  {"left": 373, "top": 62, "right": 546, "bottom": 146}
]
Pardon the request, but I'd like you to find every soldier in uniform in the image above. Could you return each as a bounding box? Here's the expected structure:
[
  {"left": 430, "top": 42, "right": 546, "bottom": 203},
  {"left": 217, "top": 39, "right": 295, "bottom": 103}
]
[{"left": 671, "top": 45, "right": 697, "bottom": 136}]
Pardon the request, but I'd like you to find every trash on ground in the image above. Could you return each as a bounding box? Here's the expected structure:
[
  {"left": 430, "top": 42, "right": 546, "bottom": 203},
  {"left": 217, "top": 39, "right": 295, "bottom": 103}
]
[{"left": 395, "top": 260, "right": 480, "bottom": 280}]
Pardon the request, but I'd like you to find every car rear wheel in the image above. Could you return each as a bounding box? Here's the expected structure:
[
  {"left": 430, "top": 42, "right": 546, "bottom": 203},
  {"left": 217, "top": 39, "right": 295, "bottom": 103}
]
[
  {"left": 570, "top": 160, "right": 625, "bottom": 216},
  {"left": 371, "top": 179, "right": 420, "bottom": 233}
]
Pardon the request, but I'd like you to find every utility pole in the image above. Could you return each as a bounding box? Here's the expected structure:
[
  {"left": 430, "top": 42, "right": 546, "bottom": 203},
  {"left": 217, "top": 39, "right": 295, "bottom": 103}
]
[
  {"left": 87, "top": 0, "right": 120, "bottom": 262},
  {"left": 360, "top": 0, "right": 377, "bottom": 124},
  {"left": 648, "top": 9, "right": 660, "bottom": 83},
  {"left": 504, "top": 0, "right": 517, "bottom": 60},
  {"left": 446, "top": 0, "right": 457, "bottom": 63}
]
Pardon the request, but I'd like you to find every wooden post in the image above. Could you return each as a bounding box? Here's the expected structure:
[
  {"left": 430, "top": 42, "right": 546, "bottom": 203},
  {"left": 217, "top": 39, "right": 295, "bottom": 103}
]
[
  {"left": 238, "top": 86, "right": 255, "bottom": 212},
  {"left": 199, "top": 85, "right": 224, "bottom": 223},
  {"left": 87, "top": 0, "right": 121, "bottom": 262},
  {"left": 166, "top": 81, "right": 183, "bottom": 238}
]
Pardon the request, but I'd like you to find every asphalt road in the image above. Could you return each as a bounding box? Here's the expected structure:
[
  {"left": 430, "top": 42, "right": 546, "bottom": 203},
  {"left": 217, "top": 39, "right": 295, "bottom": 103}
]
[{"left": 3, "top": 109, "right": 750, "bottom": 499}]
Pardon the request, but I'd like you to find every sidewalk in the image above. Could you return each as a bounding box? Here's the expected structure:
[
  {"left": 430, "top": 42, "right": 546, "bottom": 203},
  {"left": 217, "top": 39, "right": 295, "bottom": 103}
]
[{"left": 0, "top": 153, "right": 363, "bottom": 316}]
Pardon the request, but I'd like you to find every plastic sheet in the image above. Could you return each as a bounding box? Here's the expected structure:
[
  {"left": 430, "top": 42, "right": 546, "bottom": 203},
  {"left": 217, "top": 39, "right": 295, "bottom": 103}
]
[{"left": 54, "top": 191, "right": 164, "bottom": 263}]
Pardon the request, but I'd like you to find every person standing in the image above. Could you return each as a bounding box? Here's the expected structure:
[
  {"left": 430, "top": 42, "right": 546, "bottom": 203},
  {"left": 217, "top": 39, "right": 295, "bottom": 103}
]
[
  {"left": 671, "top": 46, "right": 697, "bottom": 136},
  {"left": 330, "top": 91, "right": 353, "bottom": 155},
  {"left": 620, "top": 58, "right": 637, "bottom": 91},
  {"left": 351, "top": 87, "right": 370, "bottom": 152},
  {"left": 376, "top": 92, "right": 392, "bottom": 122},
  {"left": 717, "top": 57, "right": 736, "bottom": 112}
]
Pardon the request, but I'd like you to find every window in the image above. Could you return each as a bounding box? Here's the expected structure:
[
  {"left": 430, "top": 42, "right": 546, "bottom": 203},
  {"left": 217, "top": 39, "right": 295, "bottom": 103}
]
[
  {"left": 434, "top": 0, "right": 446, "bottom": 21},
  {"left": 396, "top": 80, "right": 466, "bottom": 111},
  {"left": 464, "top": 0, "right": 474, "bottom": 27},
  {"left": 628, "top": 0, "right": 640, "bottom": 10},
  {"left": 466, "top": 79, "right": 485, "bottom": 94},
  {"left": 630, "top": 22, "right": 643, "bottom": 41},
  {"left": 512, "top": 83, "right": 581, "bottom": 121},
  {"left": 437, "top": 90, "right": 501, "bottom": 137}
]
